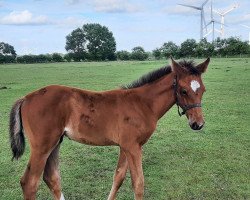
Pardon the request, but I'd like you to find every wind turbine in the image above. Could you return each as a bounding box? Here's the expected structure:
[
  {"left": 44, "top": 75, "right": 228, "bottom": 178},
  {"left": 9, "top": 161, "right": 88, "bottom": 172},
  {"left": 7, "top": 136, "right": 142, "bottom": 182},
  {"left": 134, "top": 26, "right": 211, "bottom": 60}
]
[
  {"left": 213, "top": 4, "right": 239, "bottom": 38},
  {"left": 204, "top": 0, "right": 222, "bottom": 41},
  {"left": 178, "top": 0, "right": 209, "bottom": 40},
  {"left": 241, "top": 24, "right": 250, "bottom": 45}
]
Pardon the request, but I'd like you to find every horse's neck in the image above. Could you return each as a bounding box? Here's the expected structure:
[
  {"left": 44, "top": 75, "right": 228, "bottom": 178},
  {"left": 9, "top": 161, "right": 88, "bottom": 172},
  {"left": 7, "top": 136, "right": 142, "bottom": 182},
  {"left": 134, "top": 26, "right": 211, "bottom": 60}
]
[{"left": 143, "top": 73, "right": 176, "bottom": 119}]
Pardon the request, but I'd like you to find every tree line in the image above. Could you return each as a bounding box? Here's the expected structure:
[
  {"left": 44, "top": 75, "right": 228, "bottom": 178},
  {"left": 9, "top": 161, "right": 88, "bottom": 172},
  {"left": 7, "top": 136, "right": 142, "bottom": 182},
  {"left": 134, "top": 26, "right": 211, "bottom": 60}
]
[
  {"left": 1, "top": 23, "right": 250, "bottom": 64},
  {"left": 152, "top": 38, "right": 249, "bottom": 60}
]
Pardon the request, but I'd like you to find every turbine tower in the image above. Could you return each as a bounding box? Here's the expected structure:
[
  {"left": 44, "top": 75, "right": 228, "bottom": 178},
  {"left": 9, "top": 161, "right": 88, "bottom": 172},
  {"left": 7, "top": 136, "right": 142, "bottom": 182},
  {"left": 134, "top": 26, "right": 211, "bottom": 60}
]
[
  {"left": 241, "top": 24, "right": 250, "bottom": 45},
  {"left": 213, "top": 4, "right": 239, "bottom": 38},
  {"left": 204, "top": 0, "right": 222, "bottom": 41},
  {"left": 178, "top": 0, "right": 209, "bottom": 40}
]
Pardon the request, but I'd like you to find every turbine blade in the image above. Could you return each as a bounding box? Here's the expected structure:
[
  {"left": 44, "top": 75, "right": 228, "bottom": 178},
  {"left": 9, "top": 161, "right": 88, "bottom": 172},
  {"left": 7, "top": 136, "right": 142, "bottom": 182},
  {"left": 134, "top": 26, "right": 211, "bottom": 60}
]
[
  {"left": 223, "top": 8, "right": 234, "bottom": 15},
  {"left": 210, "top": 0, "right": 213, "bottom": 19},
  {"left": 206, "top": 21, "right": 212, "bottom": 27},
  {"left": 214, "top": 20, "right": 226, "bottom": 26},
  {"left": 213, "top": 9, "right": 222, "bottom": 15},
  {"left": 204, "top": 29, "right": 212, "bottom": 37},
  {"left": 203, "top": 14, "right": 207, "bottom": 31},
  {"left": 202, "top": 0, "right": 209, "bottom": 7},
  {"left": 223, "top": 4, "right": 239, "bottom": 15},
  {"left": 241, "top": 24, "right": 250, "bottom": 29},
  {"left": 178, "top": 4, "right": 201, "bottom": 10},
  {"left": 215, "top": 29, "right": 222, "bottom": 33}
]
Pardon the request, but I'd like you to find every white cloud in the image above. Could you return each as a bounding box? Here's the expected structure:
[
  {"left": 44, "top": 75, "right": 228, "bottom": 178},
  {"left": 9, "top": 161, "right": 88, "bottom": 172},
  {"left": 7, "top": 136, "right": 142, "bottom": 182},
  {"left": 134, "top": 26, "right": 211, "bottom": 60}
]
[
  {"left": 65, "top": 0, "right": 80, "bottom": 5},
  {"left": 0, "top": 10, "right": 50, "bottom": 25},
  {"left": 229, "top": 13, "right": 250, "bottom": 24},
  {"left": 57, "top": 16, "right": 87, "bottom": 28},
  {"left": 64, "top": 0, "right": 142, "bottom": 13},
  {"left": 93, "top": 0, "right": 141, "bottom": 13},
  {"left": 163, "top": 5, "right": 199, "bottom": 15}
]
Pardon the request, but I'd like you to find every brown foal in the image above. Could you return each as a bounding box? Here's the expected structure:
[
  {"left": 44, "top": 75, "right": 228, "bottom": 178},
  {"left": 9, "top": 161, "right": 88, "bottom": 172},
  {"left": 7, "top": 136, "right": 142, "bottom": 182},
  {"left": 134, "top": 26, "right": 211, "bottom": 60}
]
[{"left": 9, "top": 57, "right": 210, "bottom": 200}]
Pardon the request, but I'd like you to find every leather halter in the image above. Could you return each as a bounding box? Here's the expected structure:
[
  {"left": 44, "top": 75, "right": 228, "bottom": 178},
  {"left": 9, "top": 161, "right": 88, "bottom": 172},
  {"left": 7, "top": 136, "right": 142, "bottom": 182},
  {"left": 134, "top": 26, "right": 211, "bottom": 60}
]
[{"left": 173, "top": 75, "right": 202, "bottom": 117}]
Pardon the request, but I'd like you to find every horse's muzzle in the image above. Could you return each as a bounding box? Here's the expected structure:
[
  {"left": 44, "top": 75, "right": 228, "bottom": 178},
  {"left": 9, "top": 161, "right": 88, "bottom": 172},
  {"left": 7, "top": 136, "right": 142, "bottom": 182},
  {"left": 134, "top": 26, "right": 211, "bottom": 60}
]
[{"left": 190, "top": 122, "right": 204, "bottom": 130}]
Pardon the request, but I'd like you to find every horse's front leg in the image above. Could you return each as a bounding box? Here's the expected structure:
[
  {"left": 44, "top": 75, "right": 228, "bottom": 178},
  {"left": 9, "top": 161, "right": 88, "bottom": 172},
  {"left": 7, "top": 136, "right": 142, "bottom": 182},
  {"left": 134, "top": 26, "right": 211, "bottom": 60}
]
[
  {"left": 108, "top": 148, "right": 128, "bottom": 200},
  {"left": 124, "top": 144, "right": 144, "bottom": 200}
]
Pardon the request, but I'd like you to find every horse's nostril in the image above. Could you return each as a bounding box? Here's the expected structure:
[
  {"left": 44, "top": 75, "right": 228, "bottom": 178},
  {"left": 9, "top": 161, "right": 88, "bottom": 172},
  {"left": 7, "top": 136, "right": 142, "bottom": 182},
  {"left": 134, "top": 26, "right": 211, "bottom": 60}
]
[
  {"left": 190, "top": 122, "right": 204, "bottom": 130},
  {"left": 191, "top": 122, "right": 199, "bottom": 130}
]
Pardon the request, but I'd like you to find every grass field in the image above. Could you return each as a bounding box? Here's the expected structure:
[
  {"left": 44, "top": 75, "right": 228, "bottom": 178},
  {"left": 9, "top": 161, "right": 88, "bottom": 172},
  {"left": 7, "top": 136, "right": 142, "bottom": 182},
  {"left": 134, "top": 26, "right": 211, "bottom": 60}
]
[{"left": 0, "top": 58, "right": 249, "bottom": 200}]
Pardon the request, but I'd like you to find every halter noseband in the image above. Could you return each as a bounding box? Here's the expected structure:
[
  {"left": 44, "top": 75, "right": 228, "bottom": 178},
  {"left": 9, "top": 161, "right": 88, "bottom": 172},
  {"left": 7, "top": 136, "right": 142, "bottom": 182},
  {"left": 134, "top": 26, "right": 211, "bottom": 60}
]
[{"left": 173, "top": 75, "right": 202, "bottom": 117}]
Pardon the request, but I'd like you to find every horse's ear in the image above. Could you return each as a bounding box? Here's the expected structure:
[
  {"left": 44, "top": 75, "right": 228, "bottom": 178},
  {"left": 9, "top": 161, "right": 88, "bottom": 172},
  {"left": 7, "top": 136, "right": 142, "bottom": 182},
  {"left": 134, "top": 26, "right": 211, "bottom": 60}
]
[
  {"left": 196, "top": 58, "right": 210, "bottom": 74},
  {"left": 170, "top": 56, "right": 188, "bottom": 75}
]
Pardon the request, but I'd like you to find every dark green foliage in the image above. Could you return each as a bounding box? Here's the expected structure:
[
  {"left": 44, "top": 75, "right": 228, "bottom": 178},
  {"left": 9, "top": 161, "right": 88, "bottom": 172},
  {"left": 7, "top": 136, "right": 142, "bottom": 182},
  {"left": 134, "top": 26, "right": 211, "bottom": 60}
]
[
  {"left": 195, "top": 38, "right": 215, "bottom": 57},
  {"left": 160, "top": 41, "right": 180, "bottom": 59},
  {"left": 16, "top": 55, "right": 36, "bottom": 63},
  {"left": 36, "top": 54, "right": 51, "bottom": 63},
  {"left": 156, "top": 37, "right": 250, "bottom": 59},
  {"left": 16, "top": 54, "right": 62, "bottom": 64},
  {"left": 65, "top": 28, "right": 86, "bottom": 61},
  {"left": 223, "top": 37, "right": 248, "bottom": 56},
  {"left": 71, "top": 52, "right": 86, "bottom": 62},
  {"left": 152, "top": 48, "right": 162, "bottom": 60},
  {"left": 180, "top": 39, "right": 197, "bottom": 58},
  {"left": 0, "top": 42, "right": 17, "bottom": 63},
  {"left": 1, "top": 36, "right": 250, "bottom": 64},
  {"left": 83, "top": 23, "right": 116, "bottom": 61},
  {"left": 0, "top": 54, "right": 15, "bottom": 63},
  {"left": 64, "top": 53, "right": 72, "bottom": 62},
  {"left": 65, "top": 23, "right": 116, "bottom": 61},
  {"left": 116, "top": 50, "right": 131, "bottom": 60},
  {"left": 0, "top": 42, "right": 16, "bottom": 57},
  {"left": 65, "top": 28, "right": 86, "bottom": 54},
  {"left": 51, "top": 53, "right": 64, "bottom": 62},
  {"left": 131, "top": 46, "right": 148, "bottom": 61}
]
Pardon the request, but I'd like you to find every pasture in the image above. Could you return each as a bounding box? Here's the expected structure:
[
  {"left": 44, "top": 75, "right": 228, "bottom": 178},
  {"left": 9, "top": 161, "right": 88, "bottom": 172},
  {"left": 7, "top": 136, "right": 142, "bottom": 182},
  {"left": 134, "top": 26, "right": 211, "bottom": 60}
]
[{"left": 0, "top": 58, "right": 249, "bottom": 199}]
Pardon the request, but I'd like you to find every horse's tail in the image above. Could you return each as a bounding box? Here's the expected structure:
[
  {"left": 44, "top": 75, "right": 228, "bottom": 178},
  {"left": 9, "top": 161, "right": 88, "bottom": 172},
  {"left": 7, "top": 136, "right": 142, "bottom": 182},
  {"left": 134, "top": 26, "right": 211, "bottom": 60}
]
[{"left": 9, "top": 98, "right": 25, "bottom": 161}]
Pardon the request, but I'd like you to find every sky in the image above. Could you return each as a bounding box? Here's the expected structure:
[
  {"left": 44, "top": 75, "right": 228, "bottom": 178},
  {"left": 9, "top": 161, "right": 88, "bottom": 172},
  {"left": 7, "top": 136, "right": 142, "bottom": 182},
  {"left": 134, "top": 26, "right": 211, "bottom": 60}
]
[{"left": 0, "top": 0, "right": 250, "bottom": 55}]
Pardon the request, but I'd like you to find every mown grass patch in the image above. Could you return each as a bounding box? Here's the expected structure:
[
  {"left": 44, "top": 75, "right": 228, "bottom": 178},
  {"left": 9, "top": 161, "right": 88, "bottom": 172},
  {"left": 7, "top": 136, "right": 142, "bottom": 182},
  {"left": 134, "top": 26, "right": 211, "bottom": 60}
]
[{"left": 0, "top": 58, "right": 249, "bottom": 199}]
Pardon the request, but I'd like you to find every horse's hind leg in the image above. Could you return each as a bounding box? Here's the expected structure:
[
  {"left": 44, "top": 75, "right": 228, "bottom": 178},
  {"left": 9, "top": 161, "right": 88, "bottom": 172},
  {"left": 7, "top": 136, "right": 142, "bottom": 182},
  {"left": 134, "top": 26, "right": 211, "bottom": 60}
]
[
  {"left": 20, "top": 151, "right": 50, "bottom": 200},
  {"left": 43, "top": 143, "right": 64, "bottom": 200},
  {"left": 108, "top": 148, "right": 128, "bottom": 200},
  {"left": 20, "top": 125, "right": 62, "bottom": 200}
]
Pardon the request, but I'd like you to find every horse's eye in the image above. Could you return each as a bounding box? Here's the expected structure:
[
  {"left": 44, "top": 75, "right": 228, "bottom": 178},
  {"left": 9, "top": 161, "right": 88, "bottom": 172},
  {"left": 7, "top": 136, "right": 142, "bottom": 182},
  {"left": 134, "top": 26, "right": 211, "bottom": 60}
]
[{"left": 181, "top": 89, "right": 187, "bottom": 95}]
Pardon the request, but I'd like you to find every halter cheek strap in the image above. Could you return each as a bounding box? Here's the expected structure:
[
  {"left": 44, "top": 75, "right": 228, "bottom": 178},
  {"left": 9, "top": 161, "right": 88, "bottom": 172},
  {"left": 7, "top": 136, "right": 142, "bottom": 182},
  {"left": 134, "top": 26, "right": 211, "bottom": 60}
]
[{"left": 173, "top": 75, "right": 202, "bottom": 117}]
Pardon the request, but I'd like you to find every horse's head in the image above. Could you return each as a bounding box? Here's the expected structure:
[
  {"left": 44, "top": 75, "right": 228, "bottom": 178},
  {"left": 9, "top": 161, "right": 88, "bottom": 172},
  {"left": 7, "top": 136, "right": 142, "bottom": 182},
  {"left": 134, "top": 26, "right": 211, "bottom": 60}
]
[{"left": 171, "top": 57, "right": 210, "bottom": 130}]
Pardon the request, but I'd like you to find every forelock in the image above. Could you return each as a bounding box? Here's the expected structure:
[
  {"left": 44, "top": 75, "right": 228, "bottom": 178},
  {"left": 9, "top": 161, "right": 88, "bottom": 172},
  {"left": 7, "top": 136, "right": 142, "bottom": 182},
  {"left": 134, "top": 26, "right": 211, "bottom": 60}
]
[{"left": 178, "top": 60, "right": 200, "bottom": 75}]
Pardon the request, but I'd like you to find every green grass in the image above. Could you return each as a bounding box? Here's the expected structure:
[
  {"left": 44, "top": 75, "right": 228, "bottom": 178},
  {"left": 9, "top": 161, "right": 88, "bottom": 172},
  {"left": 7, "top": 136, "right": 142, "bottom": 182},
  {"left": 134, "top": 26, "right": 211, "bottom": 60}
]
[{"left": 0, "top": 58, "right": 249, "bottom": 200}]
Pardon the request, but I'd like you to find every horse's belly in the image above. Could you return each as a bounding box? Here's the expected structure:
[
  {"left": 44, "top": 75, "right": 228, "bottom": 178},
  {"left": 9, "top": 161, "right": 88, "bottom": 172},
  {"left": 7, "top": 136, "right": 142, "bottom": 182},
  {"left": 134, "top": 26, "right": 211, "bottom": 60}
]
[{"left": 64, "top": 127, "right": 117, "bottom": 146}]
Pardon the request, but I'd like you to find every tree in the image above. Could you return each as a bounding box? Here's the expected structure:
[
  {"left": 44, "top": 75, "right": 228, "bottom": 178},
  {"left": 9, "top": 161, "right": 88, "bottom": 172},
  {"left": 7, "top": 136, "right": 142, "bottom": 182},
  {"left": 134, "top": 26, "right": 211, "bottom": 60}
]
[
  {"left": 0, "top": 42, "right": 16, "bottom": 63},
  {"left": 65, "top": 23, "right": 116, "bottom": 61},
  {"left": 116, "top": 50, "right": 130, "bottom": 60},
  {"left": 0, "top": 42, "right": 16, "bottom": 56},
  {"left": 195, "top": 38, "right": 214, "bottom": 57},
  {"left": 52, "top": 53, "right": 64, "bottom": 62},
  {"left": 152, "top": 48, "right": 161, "bottom": 60},
  {"left": 83, "top": 23, "right": 116, "bottom": 61},
  {"left": 36, "top": 54, "right": 51, "bottom": 63},
  {"left": 130, "top": 46, "right": 148, "bottom": 61},
  {"left": 65, "top": 28, "right": 86, "bottom": 61},
  {"left": 64, "top": 53, "right": 72, "bottom": 62},
  {"left": 214, "top": 37, "right": 227, "bottom": 56},
  {"left": 160, "top": 41, "right": 179, "bottom": 59},
  {"left": 180, "top": 39, "right": 197, "bottom": 58},
  {"left": 224, "top": 37, "right": 249, "bottom": 56}
]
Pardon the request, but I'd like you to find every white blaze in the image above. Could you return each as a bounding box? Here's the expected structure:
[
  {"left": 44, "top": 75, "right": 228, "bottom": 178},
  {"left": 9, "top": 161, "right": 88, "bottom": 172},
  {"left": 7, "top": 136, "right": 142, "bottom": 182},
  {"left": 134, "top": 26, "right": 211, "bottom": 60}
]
[{"left": 190, "top": 80, "right": 200, "bottom": 92}]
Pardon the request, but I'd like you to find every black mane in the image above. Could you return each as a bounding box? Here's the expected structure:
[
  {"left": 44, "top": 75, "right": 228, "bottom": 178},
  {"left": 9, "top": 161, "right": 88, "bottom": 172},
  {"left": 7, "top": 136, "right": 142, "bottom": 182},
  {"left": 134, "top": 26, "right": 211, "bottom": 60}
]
[{"left": 121, "top": 60, "right": 199, "bottom": 89}]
